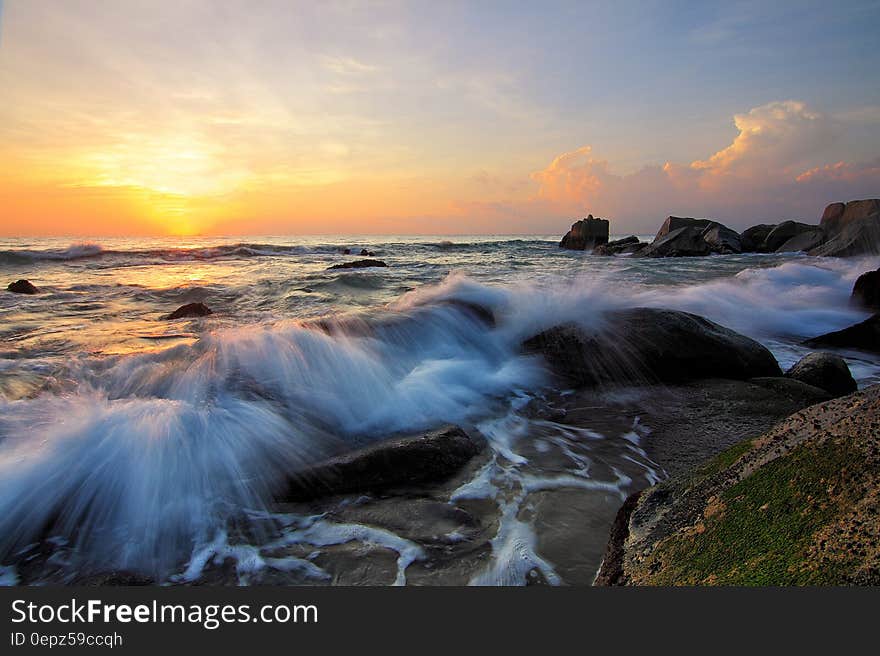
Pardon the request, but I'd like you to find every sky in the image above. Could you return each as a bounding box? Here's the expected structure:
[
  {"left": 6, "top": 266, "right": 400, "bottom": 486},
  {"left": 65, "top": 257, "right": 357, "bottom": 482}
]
[{"left": 1, "top": 0, "right": 879, "bottom": 236}]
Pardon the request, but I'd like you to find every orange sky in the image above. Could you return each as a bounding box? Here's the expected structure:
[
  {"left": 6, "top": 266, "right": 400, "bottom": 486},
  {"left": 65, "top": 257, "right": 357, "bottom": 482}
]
[{"left": 1, "top": 1, "right": 879, "bottom": 236}]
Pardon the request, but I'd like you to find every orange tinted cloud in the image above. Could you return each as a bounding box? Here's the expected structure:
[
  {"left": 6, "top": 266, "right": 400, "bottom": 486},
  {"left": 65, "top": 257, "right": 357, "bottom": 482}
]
[{"left": 525, "top": 100, "right": 880, "bottom": 232}]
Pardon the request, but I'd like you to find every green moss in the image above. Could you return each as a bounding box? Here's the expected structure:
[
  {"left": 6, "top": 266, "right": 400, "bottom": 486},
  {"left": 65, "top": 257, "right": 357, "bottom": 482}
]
[
  {"left": 648, "top": 438, "right": 865, "bottom": 585},
  {"left": 696, "top": 438, "right": 755, "bottom": 478}
]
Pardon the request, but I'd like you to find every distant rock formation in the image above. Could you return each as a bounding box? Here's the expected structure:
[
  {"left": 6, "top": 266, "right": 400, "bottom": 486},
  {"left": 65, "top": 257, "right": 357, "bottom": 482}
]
[
  {"left": 638, "top": 217, "right": 741, "bottom": 257},
  {"left": 559, "top": 214, "right": 610, "bottom": 250},
  {"left": 809, "top": 199, "right": 880, "bottom": 257}
]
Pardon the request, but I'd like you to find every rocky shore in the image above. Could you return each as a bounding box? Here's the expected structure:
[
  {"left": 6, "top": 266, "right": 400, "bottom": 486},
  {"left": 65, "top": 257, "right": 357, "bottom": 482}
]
[{"left": 559, "top": 197, "right": 880, "bottom": 258}]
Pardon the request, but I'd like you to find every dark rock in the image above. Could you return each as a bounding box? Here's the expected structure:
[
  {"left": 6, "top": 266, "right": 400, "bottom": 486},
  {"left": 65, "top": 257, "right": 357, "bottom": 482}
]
[
  {"left": 701, "top": 223, "right": 742, "bottom": 254},
  {"left": 342, "top": 248, "right": 351, "bottom": 255},
  {"left": 328, "top": 259, "right": 388, "bottom": 270},
  {"left": 638, "top": 217, "right": 741, "bottom": 257},
  {"left": 763, "top": 220, "right": 821, "bottom": 252},
  {"left": 593, "top": 235, "right": 644, "bottom": 256},
  {"left": 852, "top": 268, "right": 880, "bottom": 310},
  {"left": 523, "top": 308, "right": 782, "bottom": 388},
  {"left": 639, "top": 225, "right": 712, "bottom": 257},
  {"left": 281, "top": 425, "right": 483, "bottom": 501},
  {"left": 740, "top": 224, "right": 775, "bottom": 252},
  {"left": 776, "top": 227, "right": 826, "bottom": 253},
  {"left": 164, "top": 302, "right": 213, "bottom": 320},
  {"left": 804, "top": 314, "right": 880, "bottom": 353},
  {"left": 810, "top": 199, "right": 880, "bottom": 257},
  {"left": 653, "top": 216, "right": 716, "bottom": 241},
  {"left": 7, "top": 279, "right": 39, "bottom": 294},
  {"left": 359, "top": 248, "right": 375, "bottom": 257},
  {"left": 784, "top": 352, "right": 857, "bottom": 398},
  {"left": 559, "top": 215, "right": 610, "bottom": 250},
  {"left": 594, "top": 490, "right": 642, "bottom": 586}
]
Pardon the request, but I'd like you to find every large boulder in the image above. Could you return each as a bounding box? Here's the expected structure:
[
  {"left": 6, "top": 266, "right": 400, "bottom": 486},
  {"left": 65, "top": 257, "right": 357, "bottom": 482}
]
[
  {"left": 810, "top": 199, "right": 880, "bottom": 257},
  {"left": 164, "top": 302, "right": 213, "bottom": 320},
  {"left": 523, "top": 308, "right": 782, "bottom": 387},
  {"left": 592, "top": 235, "right": 644, "bottom": 256},
  {"left": 803, "top": 315, "right": 880, "bottom": 353},
  {"left": 639, "top": 225, "right": 712, "bottom": 257},
  {"left": 740, "top": 224, "right": 776, "bottom": 252},
  {"left": 597, "top": 385, "right": 880, "bottom": 585},
  {"left": 763, "top": 220, "right": 823, "bottom": 252},
  {"left": 7, "top": 279, "right": 39, "bottom": 294},
  {"left": 653, "top": 216, "right": 715, "bottom": 241},
  {"left": 852, "top": 268, "right": 880, "bottom": 311},
  {"left": 639, "top": 217, "right": 741, "bottom": 257},
  {"left": 701, "top": 223, "right": 742, "bottom": 254},
  {"left": 784, "top": 352, "right": 857, "bottom": 398},
  {"left": 281, "top": 425, "right": 483, "bottom": 501},
  {"left": 560, "top": 215, "right": 610, "bottom": 250}
]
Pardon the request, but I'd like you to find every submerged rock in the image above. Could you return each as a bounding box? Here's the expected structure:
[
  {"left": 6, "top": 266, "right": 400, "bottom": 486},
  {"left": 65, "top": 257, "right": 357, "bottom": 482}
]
[
  {"left": 597, "top": 385, "right": 880, "bottom": 585},
  {"left": 852, "top": 268, "right": 880, "bottom": 310},
  {"left": 164, "top": 302, "right": 213, "bottom": 320},
  {"left": 523, "top": 308, "right": 781, "bottom": 387},
  {"left": 784, "top": 352, "right": 857, "bottom": 398},
  {"left": 328, "top": 259, "right": 388, "bottom": 270},
  {"left": 7, "top": 279, "right": 39, "bottom": 294},
  {"left": 559, "top": 215, "right": 610, "bottom": 250},
  {"left": 281, "top": 425, "right": 483, "bottom": 501},
  {"left": 359, "top": 248, "right": 375, "bottom": 257},
  {"left": 803, "top": 314, "right": 880, "bottom": 353}
]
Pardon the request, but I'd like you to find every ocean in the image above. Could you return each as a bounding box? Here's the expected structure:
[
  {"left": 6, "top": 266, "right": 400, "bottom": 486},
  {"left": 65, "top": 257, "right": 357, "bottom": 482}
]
[{"left": 1, "top": 235, "right": 878, "bottom": 585}]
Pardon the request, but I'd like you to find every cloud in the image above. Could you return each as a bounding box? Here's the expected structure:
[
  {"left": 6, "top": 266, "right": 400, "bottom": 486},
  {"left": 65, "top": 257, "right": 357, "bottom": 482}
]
[{"left": 522, "top": 100, "right": 880, "bottom": 232}]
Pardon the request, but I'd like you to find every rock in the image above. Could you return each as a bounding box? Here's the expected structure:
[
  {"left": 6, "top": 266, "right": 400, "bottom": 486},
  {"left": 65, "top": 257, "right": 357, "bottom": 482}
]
[
  {"left": 328, "top": 259, "right": 388, "bottom": 270},
  {"left": 775, "top": 227, "right": 826, "bottom": 253},
  {"left": 281, "top": 425, "right": 484, "bottom": 501},
  {"left": 359, "top": 248, "right": 375, "bottom": 257},
  {"left": 763, "top": 220, "right": 822, "bottom": 252},
  {"left": 164, "top": 302, "right": 213, "bottom": 320},
  {"left": 810, "top": 198, "right": 880, "bottom": 257},
  {"left": 638, "top": 217, "right": 741, "bottom": 257},
  {"left": 522, "top": 308, "right": 782, "bottom": 387},
  {"left": 592, "top": 235, "right": 644, "bottom": 256},
  {"left": 597, "top": 385, "right": 880, "bottom": 585},
  {"left": 784, "top": 352, "right": 857, "bottom": 398},
  {"left": 559, "top": 215, "right": 610, "bottom": 250},
  {"left": 803, "top": 314, "right": 880, "bottom": 353},
  {"left": 639, "top": 225, "right": 712, "bottom": 257},
  {"left": 653, "top": 216, "right": 716, "bottom": 241},
  {"left": 342, "top": 248, "right": 351, "bottom": 255},
  {"left": 701, "top": 223, "right": 742, "bottom": 254},
  {"left": 852, "top": 268, "right": 880, "bottom": 310},
  {"left": 7, "top": 279, "right": 39, "bottom": 294},
  {"left": 740, "top": 224, "right": 775, "bottom": 252}
]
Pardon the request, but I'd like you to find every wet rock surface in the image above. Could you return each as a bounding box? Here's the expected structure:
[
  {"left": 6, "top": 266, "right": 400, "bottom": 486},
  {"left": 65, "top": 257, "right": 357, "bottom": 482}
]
[
  {"left": 7, "top": 279, "right": 39, "bottom": 294},
  {"left": 164, "top": 302, "right": 213, "bottom": 320}
]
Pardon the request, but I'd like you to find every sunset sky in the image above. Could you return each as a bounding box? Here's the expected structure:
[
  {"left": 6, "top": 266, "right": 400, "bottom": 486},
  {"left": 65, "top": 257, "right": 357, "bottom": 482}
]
[{"left": 1, "top": 0, "right": 879, "bottom": 236}]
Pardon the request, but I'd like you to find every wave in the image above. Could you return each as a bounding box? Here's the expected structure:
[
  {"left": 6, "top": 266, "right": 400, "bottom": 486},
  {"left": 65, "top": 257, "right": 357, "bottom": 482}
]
[
  {"left": 0, "top": 243, "right": 104, "bottom": 264},
  {"left": 1, "top": 254, "right": 878, "bottom": 580}
]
